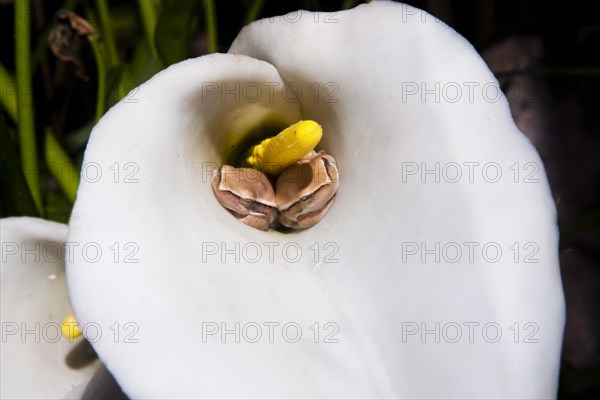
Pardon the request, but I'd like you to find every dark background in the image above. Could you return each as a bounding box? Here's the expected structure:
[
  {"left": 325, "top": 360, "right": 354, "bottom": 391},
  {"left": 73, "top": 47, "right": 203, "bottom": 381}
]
[{"left": 1, "top": 0, "right": 599, "bottom": 398}]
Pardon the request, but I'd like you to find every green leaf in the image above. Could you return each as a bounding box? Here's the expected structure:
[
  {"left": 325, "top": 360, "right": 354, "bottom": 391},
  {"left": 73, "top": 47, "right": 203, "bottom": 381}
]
[
  {"left": 64, "top": 122, "right": 94, "bottom": 153},
  {"left": 119, "top": 40, "right": 164, "bottom": 103},
  {"left": 128, "top": 40, "right": 164, "bottom": 83},
  {"left": 45, "top": 129, "right": 80, "bottom": 204},
  {"left": 244, "top": 0, "right": 265, "bottom": 25},
  {"left": 154, "top": 0, "right": 200, "bottom": 66},
  {"left": 15, "top": 0, "right": 43, "bottom": 215},
  {"left": 44, "top": 185, "right": 73, "bottom": 223},
  {"left": 0, "top": 114, "right": 39, "bottom": 217},
  {"left": 105, "top": 64, "right": 128, "bottom": 109}
]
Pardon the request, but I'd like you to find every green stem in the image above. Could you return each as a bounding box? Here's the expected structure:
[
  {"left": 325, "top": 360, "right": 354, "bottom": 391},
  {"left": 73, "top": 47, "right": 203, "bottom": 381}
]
[
  {"left": 138, "top": 0, "right": 160, "bottom": 53},
  {"left": 85, "top": 9, "right": 108, "bottom": 122},
  {"left": 2, "top": 63, "right": 82, "bottom": 205},
  {"left": 45, "top": 129, "right": 80, "bottom": 203},
  {"left": 203, "top": 0, "right": 218, "bottom": 53},
  {"left": 88, "top": 36, "right": 107, "bottom": 123},
  {"left": 244, "top": 0, "right": 265, "bottom": 25},
  {"left": 15, "top": 0, "right": 43, "bottom": 214},
  {"left": 95, "top": 0, "right": 119, "bottom": 67},
  {"left": 0, "top": 63, "right": 18, "bottom": 122}
]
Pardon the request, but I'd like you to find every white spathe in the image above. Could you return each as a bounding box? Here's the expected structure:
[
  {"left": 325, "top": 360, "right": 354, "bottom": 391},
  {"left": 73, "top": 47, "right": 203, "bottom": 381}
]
[
  {"left": 66, "top": 2, "right": 564, "bottom": 399},
  {"left": 0, "top": 217, "right": 98, "bottom": 399}
]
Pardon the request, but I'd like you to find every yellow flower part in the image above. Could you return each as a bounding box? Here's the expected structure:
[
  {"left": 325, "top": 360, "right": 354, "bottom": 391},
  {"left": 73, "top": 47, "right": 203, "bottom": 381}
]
[
  {"left": 245, "top": 120, "right": 323, "bottom": 175},
  {"left": 61, "top": 313, "right": 82, "bottom": 340}
]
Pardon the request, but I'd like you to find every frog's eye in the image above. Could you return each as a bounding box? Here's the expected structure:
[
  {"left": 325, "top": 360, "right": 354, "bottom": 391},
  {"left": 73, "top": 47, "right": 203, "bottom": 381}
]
[
  {"left": 275, "top": 152, "right": 339, "bottom": 229},
  {"left": 211, "top": 166, "right": 279, "bottom": 231},
  {"left": 240, "top": 198, "right": 253, "bottom": 207}
]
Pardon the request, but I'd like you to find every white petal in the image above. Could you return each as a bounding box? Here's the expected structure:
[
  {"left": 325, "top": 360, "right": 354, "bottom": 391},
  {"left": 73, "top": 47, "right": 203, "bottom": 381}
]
[
  {"left": 68, "top": 54, "right": 367, "bottom": 398},
  {"left": 67, "top": 3, "right": 564, "bottom": 400},
  {"left": 1, "top": 217, "right": 98, "bottom": 399},
  {"left": 230, "top": 1, "right": 564, "bottom": 398}
]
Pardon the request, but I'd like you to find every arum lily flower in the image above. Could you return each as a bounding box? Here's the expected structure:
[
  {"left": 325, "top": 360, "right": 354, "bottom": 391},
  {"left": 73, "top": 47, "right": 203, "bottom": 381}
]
[
  {"left": 0, "top": 217, "right": 99, "bottom": 399},
  {"left": 3, "top": 1, "right": 563, "bottom": 398}
]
